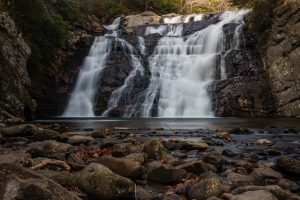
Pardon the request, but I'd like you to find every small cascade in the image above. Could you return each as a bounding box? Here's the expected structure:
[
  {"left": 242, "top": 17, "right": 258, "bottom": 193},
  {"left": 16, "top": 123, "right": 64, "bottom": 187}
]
[
  {"left": 162, "top": 14, "right": 204, "bottom": 24},
  {"left": 62, "top": 18, "right": 121, "bottom": 117},
  {"left": 63, "top": 10, "right": 250, "bottom": 118}
]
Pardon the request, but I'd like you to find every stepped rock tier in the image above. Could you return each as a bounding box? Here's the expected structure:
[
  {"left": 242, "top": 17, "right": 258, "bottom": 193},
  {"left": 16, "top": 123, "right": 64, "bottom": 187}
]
[{"left": 63, "top": 10, "right": 274, "bottom": 118}]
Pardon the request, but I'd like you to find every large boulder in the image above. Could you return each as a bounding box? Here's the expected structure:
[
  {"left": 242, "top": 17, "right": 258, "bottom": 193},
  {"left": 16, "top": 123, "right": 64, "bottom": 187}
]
[
  {"left": 124, "top": 11, "right": 161, "bottom": 33},
  {"left": 98, "top": 156, "right": 145, "bottom": 180},
  {"left": 230, "top": 190, "right": 278, "bottom": 200},
  {"left": 0, "top": 163, "right": 80, "bottom": 200},
  {"left": 187, "top": 172, "right": 222, "bottom": 200},
  {"left": 67, "top": 135, "right": 97, "bottom": 145},
  {"left": 144, "top": 140, "right": 166, "bottom": 160},
  {"left": 74, "top": 163, "right": 135, "bottom": 199},
  {"left": 148, "top": 165, "right": 185, "bottom": 184},
  {"left": 176, "top": 160, "right": 215, "bottom": 175},
  {"left": 180, "top": 141, "right": 209, "bottom": 151},
  {"left": 0, "top": 124, "right": 37, "bottom": 137},
  {"left": 27, "top": 140, "right": 71, "bottom": 158},
  {"left": 277, "top": 155, "right": 300, "bottom": 175},
  {"left": 0, "top": 152, "right": 32, "bottom": 166}
]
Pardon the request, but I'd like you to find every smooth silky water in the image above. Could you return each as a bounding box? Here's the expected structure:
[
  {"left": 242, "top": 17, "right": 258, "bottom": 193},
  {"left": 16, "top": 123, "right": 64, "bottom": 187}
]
[{"left": 63, "top": 10, "right": 251, "bottom": 118}]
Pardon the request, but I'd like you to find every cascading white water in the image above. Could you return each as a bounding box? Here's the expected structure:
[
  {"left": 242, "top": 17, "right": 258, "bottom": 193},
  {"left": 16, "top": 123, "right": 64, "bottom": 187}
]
[
  {"left": 62, "top": 18, "right": 121, "bottom": 117},
  {"left": 140, "top": 10, "right": 250, "bottom": 117},
  {"left": 163, "top": 14, "right": 204, "bottom": 24},
  {"left": 101, "top": 39, "right": 144, "bottom": 117},
  {"left": 63, "top": 10, "right": 250, "bottom": 118}
]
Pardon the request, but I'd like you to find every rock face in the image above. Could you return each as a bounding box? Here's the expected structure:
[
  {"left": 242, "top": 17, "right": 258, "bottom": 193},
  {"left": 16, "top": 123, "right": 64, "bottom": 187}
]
[
  {"left": 263, "top": 1, "right": 300, "bottom": 117},
  {"left": 0, "top": 12, "right": 36, "bottom": 121},
  {"left": 210, "top": 27, "right": 275, "bottom": 117}
]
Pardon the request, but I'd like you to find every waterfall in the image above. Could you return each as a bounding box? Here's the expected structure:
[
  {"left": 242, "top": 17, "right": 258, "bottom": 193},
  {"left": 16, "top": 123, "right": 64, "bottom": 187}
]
[
  {"left": 140, "top": 10, "right": 250, "bottom": 117},
  {"left": 62, "top": 18, "right": 121, "bottom": 117},
  {"left": 63, "top": 10, "right": 250, "bottom": 118}
]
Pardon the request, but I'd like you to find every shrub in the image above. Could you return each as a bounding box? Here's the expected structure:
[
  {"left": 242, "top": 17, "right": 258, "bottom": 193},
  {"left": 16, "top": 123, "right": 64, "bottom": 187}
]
[{"left": 54, "top": 0, "right": 84, "bottom": 24}]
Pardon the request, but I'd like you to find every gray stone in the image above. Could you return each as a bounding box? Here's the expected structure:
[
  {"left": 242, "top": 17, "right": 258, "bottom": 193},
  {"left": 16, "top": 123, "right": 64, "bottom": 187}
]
[
  {"left": 74, "top": 163, "right": 135, "bottom": 199},
  {"left": 187, "top": 172, "right": 222, "bottom": 200},
  {"left": 148, "top": 165, "right": 185, "bottom": 184},
  {"left": 98, "top": 156, "right": 145, "bottom": 180}
]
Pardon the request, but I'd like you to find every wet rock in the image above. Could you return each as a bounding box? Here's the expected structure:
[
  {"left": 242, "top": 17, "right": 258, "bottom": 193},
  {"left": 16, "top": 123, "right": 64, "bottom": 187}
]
[
  {"left": 135, "top": 186, "right": 156, "bottom": 200},
  {"left": 66, "top": 152, "right": 85, "bottom": 166},
  {"left": 243, "top": 152, "right": 259, "bottom": 163},
  {"left": 180, "top": 141, "right": 209, "bottom": 151},
  {"left": 67, "top": 135, "right": 97, "bottom": 145},
  {"left": 36, "top": 170, "right": 75, "bottom": 187},
  {"left": 74, "top": 163, "right": 135, "bottom": 199},
  {"left": 278, "top": 178, "right": 300, "bottom": 192},
  {"left": 225, "top": 173, "right": 255, "bottom": 189},
  {"left": 176, "top": 160, "right": 215, "bottom": 175},
  {"left": 148, "top": 165, "right": 185, "bottom": 184},
  {"left": 250, "top": 168, "right": 282, "bottom": 183},
  {"left": 98, "top": 156, "right": 145, "bottom": 180},
  {"left": 124, "top": 153, "right": 145, "bottom": 164},
  {"left": 0, "top": 152, "right": 32, "bottom": 166},
  {"left": 187, "top": 172, "right": 222, "bottom": 200},
  {"left": 163, "top": 193, "right": 185, "bottom": 200},
  {"left": 172, "top": 150, "right": 188, "bottom": 159},
  {"left": 27, "top": 140, "right": 71, "bottom": 158},
  {"left": 277, "top": 155, "right": 300, "bottom": 175},
  {"left": 256, "top": 139, "right": 273, "bottom": 145},
  {"left": 234, "top": 161, "right": 257, "bottom": 171},
  {"left": 201, "top": 152, "right": 223, "bottom": 168},
  {"left": 0, "top": 124, "right": 37, "bottom": 137},
  {"left": 266, "top": 149, "right": 282, "bottom": 156},
  {"left": 163, "top": 140, "right": 178, "bottom": 151},
  {"left": 215, "top": 131, "right": 232, "bottom": 140},
  {"left": 31, "top": 128, "right": 61, "bottom": 141},
  {"left": 230, "top": 190, "right": 278, "bottom": 200},
  {"left": 231, "top": 185, "right": 285, "bottom": 200},
  {"left": 222, "top": 149, "right": 237, "bottom": 157},
  {"left": 144, "top": 140, "right": 166, "bottom": 160},
  {"left": 90, "top": 131, "right": 107, "bottom": 138},
  {"left": 112, "top": 142, "right": 144, "bottom": 157},
  {"left": 0, "top": 163, "right": 80, "bottom": 200}
]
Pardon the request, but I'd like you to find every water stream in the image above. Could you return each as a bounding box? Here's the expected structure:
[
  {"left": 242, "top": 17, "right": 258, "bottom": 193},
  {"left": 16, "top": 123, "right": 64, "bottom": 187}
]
[{"left": 63, "top": 10, "right": 250, "bottom": 118}]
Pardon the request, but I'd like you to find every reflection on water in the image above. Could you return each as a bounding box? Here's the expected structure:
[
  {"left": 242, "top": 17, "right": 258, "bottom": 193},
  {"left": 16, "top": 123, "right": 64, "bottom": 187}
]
[{"left": 37, "top": 117, "right": 300, "bottom": 130}]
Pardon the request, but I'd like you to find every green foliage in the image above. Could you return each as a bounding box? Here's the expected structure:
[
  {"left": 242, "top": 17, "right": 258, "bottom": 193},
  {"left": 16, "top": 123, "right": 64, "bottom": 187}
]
[
  {"left": 79, "top": 0, "right": 124, "bottom": 22},
  {"left": 54, "top": 0, "right": 84, "bottom": 24},
  {"left": 9, "top": 0, "right": 71, "bottom": 81},
  {"left": 151, "top": 0, "right": 182, "bottom": 14}
]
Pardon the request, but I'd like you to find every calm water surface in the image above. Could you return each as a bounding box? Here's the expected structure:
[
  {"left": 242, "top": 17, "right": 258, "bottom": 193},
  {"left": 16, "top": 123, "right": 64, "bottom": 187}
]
[{"left": 37, "top": 117, "right": 300, "bottom": 130}]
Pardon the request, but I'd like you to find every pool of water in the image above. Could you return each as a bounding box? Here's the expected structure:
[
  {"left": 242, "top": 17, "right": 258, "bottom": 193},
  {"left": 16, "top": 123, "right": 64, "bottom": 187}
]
[{"left": 36, "top": 117, "right": 300, "bottom": 130}]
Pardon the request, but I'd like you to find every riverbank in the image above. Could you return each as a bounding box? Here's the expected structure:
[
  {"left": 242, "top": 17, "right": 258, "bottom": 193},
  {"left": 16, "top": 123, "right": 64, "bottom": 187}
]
[{"left": 0, "top": 121, "right": 299, "bottom": 199}]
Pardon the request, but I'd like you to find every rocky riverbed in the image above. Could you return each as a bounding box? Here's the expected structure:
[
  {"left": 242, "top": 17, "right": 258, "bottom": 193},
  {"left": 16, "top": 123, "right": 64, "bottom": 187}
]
[{"left": 0, "top": 122, "right": 300, "bottom": 200}]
